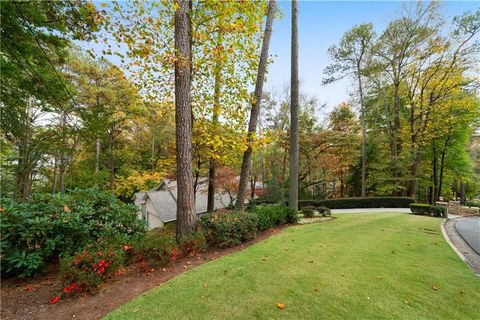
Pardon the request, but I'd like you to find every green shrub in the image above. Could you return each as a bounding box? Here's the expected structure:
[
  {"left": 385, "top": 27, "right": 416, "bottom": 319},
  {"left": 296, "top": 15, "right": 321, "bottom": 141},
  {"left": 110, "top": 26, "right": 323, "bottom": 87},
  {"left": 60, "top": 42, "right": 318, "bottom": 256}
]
[
  {"left": 409, "top": 204, "right": 445, "bottom": 217},
  {"left": 299, "top": 197, "right": 415, "bottom": 209},
  {"left": 199, "top": 211, "right": 258, "bottom": 248},
  {"left": 137, "top": 230, "right": 178, "bottom": 266},
  {"left": 317, "top": 207, "right": 332, "bottom": 217},
  {"left": 249, "top": 204, "right": 298, "bottom": 230},
  {"left": 1, "top": 188, "right": 147, "bottom": 277},
  {"left": 431, "top": 205, "right": 446, "bottom": 217},
  {"left": 410, "top": 203, "right": 432, "bottom": 215},
  {"left": 246, "top": 198, "right": 278, "bottom": 210},
  {"left": 301, "top": 206, "right": 316, "bottom": 218},
  {"left": 466, "top": 200, "right": 480, "bottom": 207}
]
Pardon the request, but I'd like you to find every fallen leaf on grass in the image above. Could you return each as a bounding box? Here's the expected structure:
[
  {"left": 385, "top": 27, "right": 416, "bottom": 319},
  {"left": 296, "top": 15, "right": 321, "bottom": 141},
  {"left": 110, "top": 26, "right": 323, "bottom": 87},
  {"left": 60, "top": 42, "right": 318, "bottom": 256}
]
[
  {"left": 203, "top": 283, "right": 208, "bottom": 288},
  {"left": 432, "top": 285, "right": 438, "bottom": 291},
  {"left": 314, "top": 288, "right": 319, "bottom": 292},
  {"left": 404, "top": 300, "right": 409, "bottom": 305},
  {"left": 277, "top": 303, "right": 285, "bottom": 310}
]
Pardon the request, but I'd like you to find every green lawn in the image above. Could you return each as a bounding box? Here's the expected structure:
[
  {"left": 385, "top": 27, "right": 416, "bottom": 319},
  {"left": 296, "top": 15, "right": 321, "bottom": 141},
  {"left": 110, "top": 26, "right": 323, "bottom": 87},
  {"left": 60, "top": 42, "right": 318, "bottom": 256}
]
[{"left": 105, "top": 213, "right": 480, "bottom": 320}]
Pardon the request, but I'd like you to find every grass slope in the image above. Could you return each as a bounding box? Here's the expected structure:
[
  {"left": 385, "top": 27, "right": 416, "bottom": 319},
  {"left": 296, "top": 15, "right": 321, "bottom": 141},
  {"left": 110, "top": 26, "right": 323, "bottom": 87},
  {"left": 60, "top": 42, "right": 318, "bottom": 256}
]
[{"left": 106, "top": 213, "right": 480, "bottom": 320}]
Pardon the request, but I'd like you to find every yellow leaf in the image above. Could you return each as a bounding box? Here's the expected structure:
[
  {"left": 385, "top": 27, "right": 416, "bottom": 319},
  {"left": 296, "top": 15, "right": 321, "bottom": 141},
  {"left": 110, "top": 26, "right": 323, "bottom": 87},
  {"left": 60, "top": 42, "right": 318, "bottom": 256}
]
[
  {"left": 64, "top": 205, "right": 71, "bottom": 212},
  {"left": 277, "top": 303, "right": 285, "bottom": 310}
]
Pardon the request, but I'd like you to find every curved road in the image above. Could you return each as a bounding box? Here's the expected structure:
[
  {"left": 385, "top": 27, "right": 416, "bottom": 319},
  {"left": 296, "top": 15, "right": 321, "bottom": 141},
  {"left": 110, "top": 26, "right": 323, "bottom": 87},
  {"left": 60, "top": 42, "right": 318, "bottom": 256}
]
[{"left": 454, "top": 217, "right": 480, "bottom": 255}]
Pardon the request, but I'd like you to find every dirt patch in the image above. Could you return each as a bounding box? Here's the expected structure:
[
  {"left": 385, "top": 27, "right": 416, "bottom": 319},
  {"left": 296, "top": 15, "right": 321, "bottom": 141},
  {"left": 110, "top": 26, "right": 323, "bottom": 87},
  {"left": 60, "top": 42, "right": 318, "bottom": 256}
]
[{"left": 0, "top": 226, "right": 287, "bottom": 320}]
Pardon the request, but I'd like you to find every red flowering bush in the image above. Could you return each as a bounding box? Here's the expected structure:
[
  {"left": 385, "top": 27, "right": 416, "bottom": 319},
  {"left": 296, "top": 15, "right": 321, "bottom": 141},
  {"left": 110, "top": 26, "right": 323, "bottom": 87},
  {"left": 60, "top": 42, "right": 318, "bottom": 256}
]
[{"left": 59, "top": 244, "right": 125, "bottom": 293}]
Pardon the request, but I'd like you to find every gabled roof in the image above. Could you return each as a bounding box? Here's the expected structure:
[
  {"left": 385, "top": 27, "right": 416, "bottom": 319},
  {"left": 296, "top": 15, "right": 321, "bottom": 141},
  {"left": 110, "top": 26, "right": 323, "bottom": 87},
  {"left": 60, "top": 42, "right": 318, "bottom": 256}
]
[{"left": 140, "top": 178, "right": 233, "bottom": 223}]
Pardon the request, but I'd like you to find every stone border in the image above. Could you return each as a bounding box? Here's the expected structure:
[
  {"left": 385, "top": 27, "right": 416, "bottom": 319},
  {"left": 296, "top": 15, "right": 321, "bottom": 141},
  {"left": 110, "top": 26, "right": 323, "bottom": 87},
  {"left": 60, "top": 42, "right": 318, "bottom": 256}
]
[{"left": 441, "top": 218, "right": 480, "bottom": 276}]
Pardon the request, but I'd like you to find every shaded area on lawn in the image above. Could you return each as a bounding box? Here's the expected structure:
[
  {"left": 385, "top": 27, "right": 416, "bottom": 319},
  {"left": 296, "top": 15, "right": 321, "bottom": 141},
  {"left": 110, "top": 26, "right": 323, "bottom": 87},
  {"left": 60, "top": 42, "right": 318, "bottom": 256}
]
[{"left": 106, "top": 213, "right": 480, "bottom": 320}]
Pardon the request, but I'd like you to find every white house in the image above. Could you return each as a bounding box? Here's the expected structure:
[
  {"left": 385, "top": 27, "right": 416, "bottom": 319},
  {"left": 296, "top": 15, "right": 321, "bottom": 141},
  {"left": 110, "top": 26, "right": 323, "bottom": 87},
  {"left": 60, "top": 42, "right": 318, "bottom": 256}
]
[{"left": 132, "top": 179, "right": 233, "bottom": 229}]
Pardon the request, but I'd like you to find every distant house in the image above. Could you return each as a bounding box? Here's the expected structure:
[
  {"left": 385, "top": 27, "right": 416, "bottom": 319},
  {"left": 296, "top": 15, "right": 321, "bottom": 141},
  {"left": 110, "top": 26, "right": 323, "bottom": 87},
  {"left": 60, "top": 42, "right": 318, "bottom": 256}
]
[{"left": 132, "top": 178, "right": 234, "bottom": 229}]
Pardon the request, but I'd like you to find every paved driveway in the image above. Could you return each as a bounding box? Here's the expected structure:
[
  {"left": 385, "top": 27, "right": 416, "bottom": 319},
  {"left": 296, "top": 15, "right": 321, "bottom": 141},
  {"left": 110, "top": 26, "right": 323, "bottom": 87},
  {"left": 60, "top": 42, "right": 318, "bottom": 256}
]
[{"left": 455, "top": 217, "right": 480, "bottom": 255}]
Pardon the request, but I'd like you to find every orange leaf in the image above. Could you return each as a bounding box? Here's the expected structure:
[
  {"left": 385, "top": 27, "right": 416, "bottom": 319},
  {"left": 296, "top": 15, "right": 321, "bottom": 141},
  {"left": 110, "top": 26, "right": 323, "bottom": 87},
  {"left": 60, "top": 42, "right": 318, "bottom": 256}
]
[
  {"left": 277, "top": 303, "right": 285, "bottom": 310},
  {"left": 63, "top": 205, "right": 70, "bottom": 212}
]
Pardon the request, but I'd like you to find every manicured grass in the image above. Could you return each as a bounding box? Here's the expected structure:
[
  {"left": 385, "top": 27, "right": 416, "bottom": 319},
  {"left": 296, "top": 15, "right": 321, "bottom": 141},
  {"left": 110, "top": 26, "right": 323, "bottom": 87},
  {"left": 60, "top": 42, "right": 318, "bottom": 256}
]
[{"left": 106, "top": 213, "right": 480, "bottom": 320}]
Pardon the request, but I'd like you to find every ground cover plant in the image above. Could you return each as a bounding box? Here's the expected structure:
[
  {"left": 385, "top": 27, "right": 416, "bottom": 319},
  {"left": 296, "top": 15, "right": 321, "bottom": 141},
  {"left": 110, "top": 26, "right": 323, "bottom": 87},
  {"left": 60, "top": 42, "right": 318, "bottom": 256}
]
[{"left": 106, "top": 213, "right": 480, "bottom": 320}]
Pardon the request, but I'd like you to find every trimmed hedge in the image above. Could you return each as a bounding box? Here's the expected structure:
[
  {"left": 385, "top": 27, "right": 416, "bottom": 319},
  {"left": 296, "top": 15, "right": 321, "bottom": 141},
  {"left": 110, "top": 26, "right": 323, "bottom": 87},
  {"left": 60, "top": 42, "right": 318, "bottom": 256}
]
[
  {"left": 298, "top": 197, "right": 415, "bottom": 209},
  {"left": 199, "top": 211, "right": 259, "bottom": 248},
  {"left": 410, "top": 203, "right": 432, "bottom": 215},
  {"left": 249, "top": 204, "right": 298, "bottom": 231},
  {"left": 466, "top": 201, "right": 480, "bottom": 207},
  {"left": 409, "top": 204, "right": 446, "bottom": 217}
]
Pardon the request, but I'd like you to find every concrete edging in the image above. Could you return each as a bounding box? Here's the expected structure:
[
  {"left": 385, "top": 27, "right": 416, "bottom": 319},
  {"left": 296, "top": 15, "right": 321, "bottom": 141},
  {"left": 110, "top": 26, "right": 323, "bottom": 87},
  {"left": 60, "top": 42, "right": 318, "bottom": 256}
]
[{"left": 440, "top": 219, "right": 470, "bottom": 265}]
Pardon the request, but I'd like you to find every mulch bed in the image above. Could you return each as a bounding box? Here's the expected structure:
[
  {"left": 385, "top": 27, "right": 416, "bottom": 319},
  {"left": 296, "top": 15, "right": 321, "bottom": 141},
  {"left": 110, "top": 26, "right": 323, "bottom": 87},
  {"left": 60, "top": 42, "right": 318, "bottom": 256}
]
[{"left": 1, "top": 227, "right": 286, "bottom": 320}]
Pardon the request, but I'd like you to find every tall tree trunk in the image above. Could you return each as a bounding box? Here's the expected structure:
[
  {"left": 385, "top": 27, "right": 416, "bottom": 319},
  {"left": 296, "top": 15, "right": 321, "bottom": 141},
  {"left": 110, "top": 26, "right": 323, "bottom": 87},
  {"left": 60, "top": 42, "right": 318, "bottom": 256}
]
[
  {"left": 281, "top": 147, "right": 287, "bottom": 189},
  {"left": 250, "top": 176, "right": 257, "bottom": 199},
  {"left": 437, "top": 136, "right": 450, "bottom": 201},
  {"left": 95, "top": 138, "right": 100, "bottom": 173},
  {"left": 58, "top": 110, "right": 68, "bottom": 194},
  {"left": 391, "top": 82, "right": 402, "bottom": 196},
  {"left": 236, "top": 0, "right": 276, "bottom": 210},
  {"left": 52, "top": 157, "right": 58, "bottom": 194},
  {"left": 460, "top": 181, "right": 465, "bottom": 205},
  {"left": 108, "top": 126, "right": 115, "bottom": 190},
  {"left": 59, "top": 164, "right": 66, "bottom": 194},
  {"left": 357, "top": 66, "right": 366, "bottom": 197},
  {"left": 207, "top": 28, "right": 223, "bottom": 213},
  {"left": 432, "top": 148, "right": 438, "bottom": 205},
  {"left": 151, "top": 132, "right": 155, "bottom": 171},
  {"left": 175, "top": 0, "right": 196, "bottom": 241},
  {"left": 408, "top": 151, "right": 420, "bottom": 197},
  {"left": 288, "top": 0, "right": 299, "bottom": 211}
]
